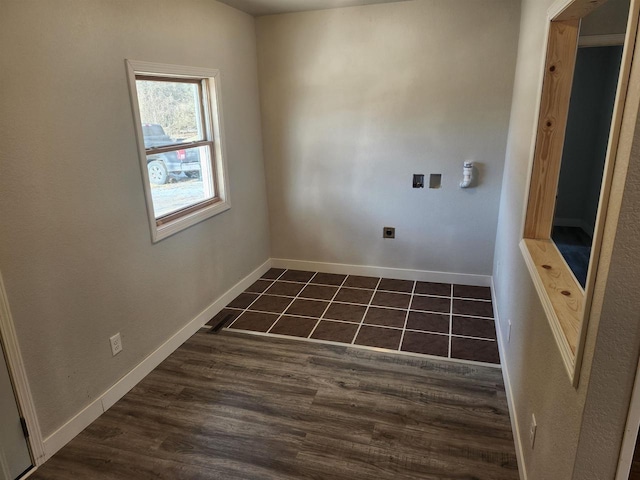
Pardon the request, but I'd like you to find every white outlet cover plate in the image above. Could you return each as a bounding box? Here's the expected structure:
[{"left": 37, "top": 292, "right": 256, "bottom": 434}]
[{"left": 110, "top": 333, "right": 123, "bottom": 356}]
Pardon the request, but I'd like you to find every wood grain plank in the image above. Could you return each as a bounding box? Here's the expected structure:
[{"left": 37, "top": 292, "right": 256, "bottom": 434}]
[
  {"left": 524, "top": 19, "right": 580, "bottom": 239},
  {"left": 524, "top": 238, "right": 583, "bottom": 353}
]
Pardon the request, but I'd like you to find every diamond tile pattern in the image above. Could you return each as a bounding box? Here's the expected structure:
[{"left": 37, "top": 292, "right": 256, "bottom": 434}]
[{"left": 225, "top": 268, "right": 500, "bottom": 365}]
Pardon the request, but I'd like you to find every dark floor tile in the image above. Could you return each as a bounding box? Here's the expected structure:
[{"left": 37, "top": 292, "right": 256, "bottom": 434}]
[
  {"left": 363, "top": 307, "right": 406, "bottom": 328},
  {"left": 299, "top": 284, "right": 339, "bottom": 301},
  {"left": 245, "top": 279, "right": 273, "bottom": 294},
  {"left": 311, "top": 272, "right": 347, "bottom": 286},
  {"left": 378, "top": 278, "right": 414, "bottom": 293},
  {"left": 371, "top": 291, "right": 411, "bottom": 309},
  {"left": 227, "top": 293, "right": 259, "bottom": 309},
  {"left": 401, "top": 331, "right": 449, "bottom": 357},
  {"left": 323, "top": 303, "right": 367, "bottom": 323},
  {"left": 414, "top": 281, "right": 451, "bottom": 296},
  {"left": 406, "top": 311, "right": 450, "bottom": 333},
  {"left": 248, "top": 295, "right": 293, "bottom": 314},
  {"left": 334, "top": 287, "right": 374, "bottom": 305},
  {"left": 311, "top": 321, "right": 359, "bottom": 343},
  {"left": 285, "top": 299, "right": 329, "bottom": 317},
  {"left": 452, "top": 316, "right": 496, "bottom": 340},
  {"left": 355, "top": 325, "right": 402, "bottom": 350},
  {"left": 411, "top": 295, "right": 451, "bottom": 314},
  {"left": 343, "top": 275, "right": 380, "bottom": 289},
  {"left": 451, "top": 337, "right": 500, "bottom": 364},
  {"left": 453, "top": 284, "right": 492, "bottom": 301},
  {"left": 228, "top": 311, "right": 278, "bottom": 332},
  {"left": 265, "top": 281, "right": 305, "bottom": 297},
  {"left": 280, "top": 270, "right": 315, "bottom": 283},
  {"left": 269, "top": 316, "right": 318, "bottom": 338},
  {"left": 206, "top": 308, "right": 240, "bottom": 327},
  {"left": 261, "top": 268, "right": 286, "bottom": 280},
  {"left": 452, "top": 299, "right": 494, "bottom": 318}
]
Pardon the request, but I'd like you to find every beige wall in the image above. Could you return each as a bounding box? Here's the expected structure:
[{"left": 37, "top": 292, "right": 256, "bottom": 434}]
[
  {"left": 0, "top": 0, "right": 270, "bottom": 437},
  {"left": 256, "top": 0, "right": 520, "bottom": 275},
  {"left": 493, "top": 0, "right": 640, "bottom": 476}
]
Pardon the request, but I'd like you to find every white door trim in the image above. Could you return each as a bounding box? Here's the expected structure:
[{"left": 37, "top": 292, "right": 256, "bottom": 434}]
[
  {"left": 0, "top": 270, "right": 45, "bottom": 465},
  {"left": 615, "top": 355, "right": 640, "bottom": 479}
]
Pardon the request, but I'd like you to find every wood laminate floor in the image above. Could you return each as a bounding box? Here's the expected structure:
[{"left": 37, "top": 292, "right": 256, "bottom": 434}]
[{"left": 31, "top": 331, "right": 518, "bottom": 480}]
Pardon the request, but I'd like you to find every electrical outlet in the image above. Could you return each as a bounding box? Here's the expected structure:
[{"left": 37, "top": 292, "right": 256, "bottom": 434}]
[
  {"left": 507, "top": 319, "right": 512, "bottom": 343},
  {"left": 529, "top": 414, "right": 537, "bottom": 449},
  {"left": 110, "top": 333, "right": 123, "bottom": 356},
  {"left": 383, "top": 227, "right": 395, "bottom": 239}
]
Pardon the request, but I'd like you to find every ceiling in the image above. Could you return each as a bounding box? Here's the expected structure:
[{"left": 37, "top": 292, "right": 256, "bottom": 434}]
[{"left": 217, "top": 0, "right": 410, "bottom": 16}]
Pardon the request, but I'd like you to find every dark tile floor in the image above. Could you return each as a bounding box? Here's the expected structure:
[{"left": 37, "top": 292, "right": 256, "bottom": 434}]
[{"left": 209, "top": 268, "right": 500, "bottom": 365}]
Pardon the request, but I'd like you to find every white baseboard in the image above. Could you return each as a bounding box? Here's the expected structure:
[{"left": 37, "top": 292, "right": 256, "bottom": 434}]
[
  {"left": 492, "top": 277, "right": 527, "bottom": 480},
  {"left": 553, "top": 218, "right": 594, "bottom": 237},
  {"left": 41, "top": 258, "right": 271, "bottom": 461},
  {"left": 271, "top": 258, "right": 491, "bottom": 287},
  {"left": 42, "top": 400, "right": 103, "bottom": 461}
]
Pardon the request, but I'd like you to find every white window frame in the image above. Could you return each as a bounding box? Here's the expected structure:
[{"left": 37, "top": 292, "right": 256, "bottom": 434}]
[{"left": 125, "top": 60, "right": 231, "bottom": 242}]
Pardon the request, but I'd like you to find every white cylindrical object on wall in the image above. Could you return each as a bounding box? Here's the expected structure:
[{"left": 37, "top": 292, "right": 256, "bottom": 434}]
[{"left": 460, "top": 161, "right": 474, "bottom": 188}]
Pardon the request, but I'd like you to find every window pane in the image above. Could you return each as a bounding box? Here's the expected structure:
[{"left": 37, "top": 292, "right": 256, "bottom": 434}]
[
  {"left": 136, "top": 79, "right": 203, "bottom": 148},
  {"left": 147, "top": 146, "right": 215, "bottom": 218}
]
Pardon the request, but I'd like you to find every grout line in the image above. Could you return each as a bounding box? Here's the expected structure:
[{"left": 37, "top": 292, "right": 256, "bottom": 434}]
[
  {"left": 226, "top": 271, "right": 285, "bottom": 329},
  {"left": 263, "top": 280, "right": 491, "bottom": 301},
  {"left": 414, "top": 292, "right": 455, "bottom": 300},
  {"left": 259, "top": 293, "right": 301, "bottom": 299},
  {"left": 451, "top": 333, "right": 497, "bottom": 341},
  {"left": 448, "top": 283, "right": 453, "bottom": 359},
  {"left": 319, "top": 301, "right": 455, "bottom": 317},
  {"left": 266, "top": 282, "right": 491, "bottom": 302},
  {"left": 338, "top": 300, "right": 407, "bottom": 311},
  {"left": 319, "top": 318, "right": 363, "bottom": 326},
  {"left": 243, "top": 309, "right": 316, "bottom": 319},
  {"left": 232, "top": 301, "right": 494, "bottom": 320},
  {"left": 453, "top": 296, "right": 493, "bottom": 302},
  {"left": 307, "top": 276, "right": 350, "bottom": 338},
  {"left": 266, "top": 272, "right": 319, "bottom": 334},
  {"left": 398, "top": 280, "right": 417, "bottom": 352},
  {"left": 450, "top": 312, "right": 495, "bottom": 320},
  {"left": 351, "top": 277, "right": 383, "bottom": 345},
  {"left": 238, "top": 296, "right": 492, "bottom": 318},
  {"left": 376, "top": 289, "right": 413, "bottom": 295}
]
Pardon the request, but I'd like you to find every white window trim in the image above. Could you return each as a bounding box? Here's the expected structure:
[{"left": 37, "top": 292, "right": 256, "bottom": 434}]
[{"left": 125, "top": 60, "right": 231, "bottom": 242}]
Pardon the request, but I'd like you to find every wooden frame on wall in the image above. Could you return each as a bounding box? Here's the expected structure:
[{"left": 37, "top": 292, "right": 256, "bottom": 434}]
[{"left": 520, "top": 0, "right": 640, "bottom": 386}]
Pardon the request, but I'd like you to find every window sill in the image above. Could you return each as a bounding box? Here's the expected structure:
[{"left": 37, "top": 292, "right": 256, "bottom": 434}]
[
  {"left": 152, "top": 199, "right": 230, "bottom": 242},
  {"left": 519, "top": 238, "right": 583, "bottom": 375}
]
